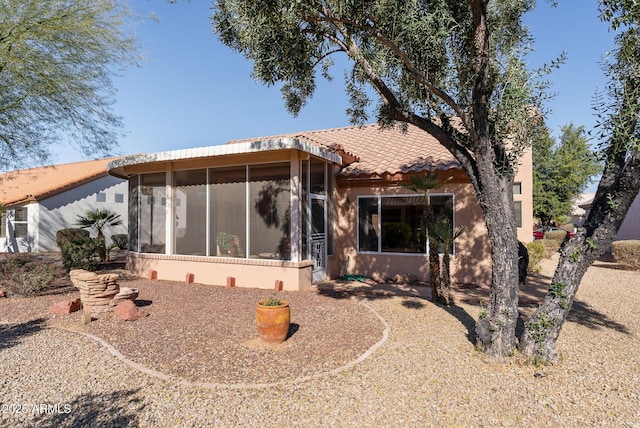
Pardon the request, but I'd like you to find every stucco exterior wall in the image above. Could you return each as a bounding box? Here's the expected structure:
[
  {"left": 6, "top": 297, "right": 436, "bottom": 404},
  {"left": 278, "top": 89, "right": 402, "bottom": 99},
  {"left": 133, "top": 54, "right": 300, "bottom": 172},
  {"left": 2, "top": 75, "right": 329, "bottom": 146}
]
[
  {"left": 127, "top": 253, "right": 313, "bottom": 291},
  {"left": 616, "top": 193, "right": 640, "bottom": 241},
  {"left": 515, "top": 147, "right": 534, "bottom": 243},
  {"left": 329, "top": 179, "right": 492, "bottom": 286}
]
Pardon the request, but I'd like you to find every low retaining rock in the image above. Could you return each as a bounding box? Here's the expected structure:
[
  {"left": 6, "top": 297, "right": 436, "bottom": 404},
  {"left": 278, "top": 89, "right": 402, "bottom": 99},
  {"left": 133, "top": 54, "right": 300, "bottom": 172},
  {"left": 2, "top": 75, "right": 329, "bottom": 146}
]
[
  {"left": 49, "top": 298, "right": 82, "bottom": 315},
  {"left": 113, "top": 300, "right": 148, "bottom": 321}
]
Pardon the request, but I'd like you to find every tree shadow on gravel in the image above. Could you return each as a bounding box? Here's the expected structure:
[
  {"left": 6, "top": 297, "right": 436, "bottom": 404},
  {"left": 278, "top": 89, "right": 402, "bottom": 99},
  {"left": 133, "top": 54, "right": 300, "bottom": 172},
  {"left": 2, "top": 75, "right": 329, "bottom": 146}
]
[
  {"left": 315, "top": 280, "right": 430, "bottom": 302},
  {"left": 445, "top": 304, "right": 478, "bottom": 345},
  {"left": 31, "top": 388, "right": 144, "bottom": 428},
  {"left": 567, "top": 299, "right": 631, "bottom": 335},
  {"left": 0, "top": 318, "right": 46, "bottom": 350}
]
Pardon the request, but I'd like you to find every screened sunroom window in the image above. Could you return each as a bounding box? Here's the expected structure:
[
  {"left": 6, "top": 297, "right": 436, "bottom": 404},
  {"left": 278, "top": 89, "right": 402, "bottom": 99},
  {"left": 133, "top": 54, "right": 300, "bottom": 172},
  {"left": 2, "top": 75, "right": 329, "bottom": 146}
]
[
  {"left": 175, "top": 169, "right": 207, "bottom": 256},
  {"left": 249, "top": 163, "right": 291, "bottom": 260},
  {"left": 210, "top": 166, "right": 247, "bottom": 257},
  {"left": 128, "top": 176, "right": 139, "bottom": 251},
  {"left": 139, "top": 173, "right": 166, "bottom": 253}
]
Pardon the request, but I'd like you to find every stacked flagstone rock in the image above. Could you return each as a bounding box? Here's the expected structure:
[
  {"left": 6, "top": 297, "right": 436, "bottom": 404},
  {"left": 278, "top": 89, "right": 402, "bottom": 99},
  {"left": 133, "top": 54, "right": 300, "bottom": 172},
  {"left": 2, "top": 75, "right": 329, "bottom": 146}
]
[{"left": 69, "top": 269, "right": 137, "bottom": 314}]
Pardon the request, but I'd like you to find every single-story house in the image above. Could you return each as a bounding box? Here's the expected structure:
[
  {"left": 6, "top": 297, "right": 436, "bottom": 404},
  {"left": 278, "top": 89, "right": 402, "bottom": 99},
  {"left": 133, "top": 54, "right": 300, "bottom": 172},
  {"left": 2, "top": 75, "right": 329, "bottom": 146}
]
[
  {"left": 108, "top": 124, "right": 533, "bottom": 290},
  {"left": 0, "top": 158, "right": 128, "bottom": 253}
]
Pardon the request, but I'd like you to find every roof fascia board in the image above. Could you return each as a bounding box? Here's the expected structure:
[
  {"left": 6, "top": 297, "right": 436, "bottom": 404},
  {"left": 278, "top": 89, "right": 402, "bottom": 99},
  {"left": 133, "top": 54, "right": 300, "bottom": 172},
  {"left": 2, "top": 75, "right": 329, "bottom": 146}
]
[{"left": 108, "top": 138, "right": 342, "bottom": 178}]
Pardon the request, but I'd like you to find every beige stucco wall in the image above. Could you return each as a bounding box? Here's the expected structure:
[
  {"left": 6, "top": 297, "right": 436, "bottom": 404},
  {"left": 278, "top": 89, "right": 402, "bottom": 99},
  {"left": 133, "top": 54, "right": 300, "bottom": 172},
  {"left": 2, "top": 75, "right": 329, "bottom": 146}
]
[
  {"left": 329, "top": 177, "right": 492, "bottom": 286},
  {"left": 127, "top": 253, "right": 313, "bottom": 291},
  {"left": 515, "top": 147, "right": 534, "bottom": 243}
]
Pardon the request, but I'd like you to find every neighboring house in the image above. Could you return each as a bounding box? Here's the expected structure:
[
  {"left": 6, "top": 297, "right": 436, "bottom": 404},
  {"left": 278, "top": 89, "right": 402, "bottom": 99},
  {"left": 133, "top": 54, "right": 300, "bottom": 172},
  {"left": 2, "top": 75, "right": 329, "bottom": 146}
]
[
  {"left": 570, "top": 192, "right": 596, "bottom": 228},
  {"left": 108, "top": 124, "right": 533, "bottom": 290},
  {"left": 0, "top": 158, "right": 128, "bottom": 253},
  {"left": 579, "top": 193, "right": 640, "bottom": 241}
]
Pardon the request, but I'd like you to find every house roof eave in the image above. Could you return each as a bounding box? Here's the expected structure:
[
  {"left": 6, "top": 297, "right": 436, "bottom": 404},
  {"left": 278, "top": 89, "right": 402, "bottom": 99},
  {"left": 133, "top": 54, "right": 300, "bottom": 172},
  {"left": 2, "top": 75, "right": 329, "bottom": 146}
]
[{"left": 107, "top": 138, "right": 342, "bottom": 178}]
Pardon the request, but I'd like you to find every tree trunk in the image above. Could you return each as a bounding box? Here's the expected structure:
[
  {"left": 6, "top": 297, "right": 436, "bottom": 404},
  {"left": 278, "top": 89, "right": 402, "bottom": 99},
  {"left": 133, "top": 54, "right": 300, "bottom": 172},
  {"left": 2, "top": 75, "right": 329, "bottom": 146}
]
[
  {"left": 424, "top": 206, "right": 442, "bottom": 303},
  {"left": 440, "top": 252, "right": 450, "bottom": 306},
  {"left": 520, "top": 153, "right": 640, "bottom": 362},
  {"left": 519, "top": 238, "right": 593, "bottom": 362},
  {"left": 472, "top": 158, "right": 520, "bottom": 360}
]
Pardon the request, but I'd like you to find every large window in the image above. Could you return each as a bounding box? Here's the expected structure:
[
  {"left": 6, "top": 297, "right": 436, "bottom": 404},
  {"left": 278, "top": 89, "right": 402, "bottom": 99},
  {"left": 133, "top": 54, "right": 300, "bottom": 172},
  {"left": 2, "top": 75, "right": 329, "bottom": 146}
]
[
  {"left": 514, "top": 201, "right": 523, "bottom": 228},
  {"left": 249, "top": 163, "right": 291, "bottom": 260},
  {"left": 358, "top": 194, "right": 454, "bottom": 254},
  {"left": 139, "top": 173, "right": 166, "bottom": 253},
  {"left": 175, "top": 169, "right": 207, "bottom": 255},
  {"left": 210, "top": 166, "right": 247, "bottom": 257}
]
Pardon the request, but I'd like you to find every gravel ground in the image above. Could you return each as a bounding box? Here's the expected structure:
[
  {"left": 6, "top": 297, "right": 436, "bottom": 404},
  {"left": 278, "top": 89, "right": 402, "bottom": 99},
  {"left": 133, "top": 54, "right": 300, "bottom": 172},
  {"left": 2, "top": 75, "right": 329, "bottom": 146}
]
[{"left": 1, "top": 254, "right": 639, "bottom": 427}]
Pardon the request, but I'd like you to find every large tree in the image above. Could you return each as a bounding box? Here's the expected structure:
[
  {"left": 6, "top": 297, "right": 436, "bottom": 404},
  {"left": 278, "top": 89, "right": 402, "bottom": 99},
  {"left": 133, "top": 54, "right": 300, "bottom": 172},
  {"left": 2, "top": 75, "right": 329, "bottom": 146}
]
[
  {"left": 533, "top": 123, "right": 601, "bottom": 228},
  {"left": 519, "top": 1, "right": 640, "bottom": 362},
  {"left": 0, "top": 0, "right": 140, "bottom": 171},
  {"left": 214, "top": 0, "right": 539, "bottom": 360},
  {"left": 211, "top": 0, "right": 640, "bottom": 362}
]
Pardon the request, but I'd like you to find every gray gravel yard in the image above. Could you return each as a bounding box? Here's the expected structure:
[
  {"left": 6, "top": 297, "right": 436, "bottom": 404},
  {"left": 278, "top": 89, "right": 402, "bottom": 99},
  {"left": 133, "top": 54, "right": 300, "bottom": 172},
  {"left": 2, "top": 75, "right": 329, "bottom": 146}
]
[{"left": 1, "top": 254, "right": 639, "bottom": 427}]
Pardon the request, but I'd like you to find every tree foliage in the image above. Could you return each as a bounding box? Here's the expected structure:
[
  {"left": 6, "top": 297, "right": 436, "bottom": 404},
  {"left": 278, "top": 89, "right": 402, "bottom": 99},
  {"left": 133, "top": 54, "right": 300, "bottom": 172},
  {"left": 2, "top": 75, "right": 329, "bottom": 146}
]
[
  {"left": 532, "top": 124, "right": 601, "bottom": 227},
  {"left": 0, "top": 0, "right": 140, "bottom": 171}
]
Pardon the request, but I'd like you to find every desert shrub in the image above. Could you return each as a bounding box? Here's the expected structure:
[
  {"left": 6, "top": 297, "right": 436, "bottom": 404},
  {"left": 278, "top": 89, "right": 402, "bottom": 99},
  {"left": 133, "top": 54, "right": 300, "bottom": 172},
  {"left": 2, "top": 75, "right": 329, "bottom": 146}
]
[
  {"left": 543, "top": 230, "right": 568, "bottom": 245},
  {"left": 540, "top": 238, "right": 560, "bottom": 258},
  {"left": 0, "top": 254, "right": 58, "bottom": 296},
  {"left": 526, "top": 241, "right": 546, "bottom": 273},
  {"left": 60, "top": 236, "right": 102, "bottom": 271},
  {"left": 56, "top": 228, "right": 90, "bottom": 249},
  {"left": 111, "top": 234, "right": 128, "bottom": 250},
  {"left": 611, "top": 240, "right": 640, "bottom": 270}
]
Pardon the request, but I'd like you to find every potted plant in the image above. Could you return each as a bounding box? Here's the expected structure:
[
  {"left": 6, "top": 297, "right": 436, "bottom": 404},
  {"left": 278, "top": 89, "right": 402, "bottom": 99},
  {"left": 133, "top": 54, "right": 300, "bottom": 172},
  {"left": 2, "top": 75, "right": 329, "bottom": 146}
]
[
  {"left": 215, "top": 232, "right": 233, "bottom": 255},
  {"left": 256, "top": 294, "right": 290, "bottom": 344}
]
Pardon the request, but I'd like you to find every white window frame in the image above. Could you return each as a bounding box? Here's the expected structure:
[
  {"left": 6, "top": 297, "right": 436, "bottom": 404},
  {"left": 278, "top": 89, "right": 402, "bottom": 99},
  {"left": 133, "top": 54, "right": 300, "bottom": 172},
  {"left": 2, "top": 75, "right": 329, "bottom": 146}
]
[{"left": 356, "top": 193, "right": 456, "bottom": 256}]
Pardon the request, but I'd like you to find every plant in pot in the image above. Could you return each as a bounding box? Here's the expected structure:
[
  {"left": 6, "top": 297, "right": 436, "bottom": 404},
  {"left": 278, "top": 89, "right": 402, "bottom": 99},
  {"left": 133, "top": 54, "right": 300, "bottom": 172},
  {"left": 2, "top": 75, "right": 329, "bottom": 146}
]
[
  {"left": 256, "top": 294, "right": 290, "bottom": 344},
  {"left": 216, "top": 232, "right": 233, "bottom": 255}
]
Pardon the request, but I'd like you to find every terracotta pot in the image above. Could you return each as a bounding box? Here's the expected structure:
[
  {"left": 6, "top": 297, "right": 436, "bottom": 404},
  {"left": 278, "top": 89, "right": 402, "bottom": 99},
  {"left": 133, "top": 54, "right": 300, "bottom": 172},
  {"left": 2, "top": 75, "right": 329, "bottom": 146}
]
[{"left": 256, "top": 299, "right": 290, "bottom": 344}]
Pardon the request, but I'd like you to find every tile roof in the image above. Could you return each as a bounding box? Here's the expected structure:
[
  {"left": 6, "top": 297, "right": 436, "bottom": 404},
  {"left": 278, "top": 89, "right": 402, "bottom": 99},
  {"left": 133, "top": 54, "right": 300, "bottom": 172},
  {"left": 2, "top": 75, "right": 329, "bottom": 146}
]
[
  {"left": 228, "top": 123, "right": 461, "bottom": 177},
  {"left": 0, "top": 157, "right": 121, "bottom": 206}
]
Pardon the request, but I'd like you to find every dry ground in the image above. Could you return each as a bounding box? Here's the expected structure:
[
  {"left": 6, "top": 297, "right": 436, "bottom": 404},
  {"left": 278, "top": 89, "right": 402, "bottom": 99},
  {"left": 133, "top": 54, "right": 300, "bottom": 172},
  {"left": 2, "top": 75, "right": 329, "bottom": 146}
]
[{"left": 1, "top": 252, "right": 639, "bottom": 426}]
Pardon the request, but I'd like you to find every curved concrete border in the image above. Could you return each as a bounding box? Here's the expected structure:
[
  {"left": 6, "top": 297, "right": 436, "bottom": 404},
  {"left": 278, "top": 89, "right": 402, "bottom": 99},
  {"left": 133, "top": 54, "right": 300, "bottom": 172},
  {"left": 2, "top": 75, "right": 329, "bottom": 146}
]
[{"left": 57, "top": 299, "right": 390, "bottom": 390}]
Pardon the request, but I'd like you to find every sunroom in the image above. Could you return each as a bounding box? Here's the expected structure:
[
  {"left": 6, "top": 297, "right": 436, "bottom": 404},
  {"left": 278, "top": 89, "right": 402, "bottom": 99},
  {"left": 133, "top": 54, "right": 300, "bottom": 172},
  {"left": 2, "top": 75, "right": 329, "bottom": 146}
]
[{"left": 108, "top": 139, "right": 341, "bottom": 290}]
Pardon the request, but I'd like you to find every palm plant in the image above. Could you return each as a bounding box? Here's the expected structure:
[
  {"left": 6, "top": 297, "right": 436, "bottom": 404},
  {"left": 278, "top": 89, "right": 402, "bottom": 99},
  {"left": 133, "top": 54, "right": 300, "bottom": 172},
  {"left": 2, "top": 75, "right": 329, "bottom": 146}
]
[
  {"left": 429, "top": 218, "right": 466, "bottom": 306},
  {"left": 75, "top": 208, "right": 122, "bottom": 261},
  {"left": 401, "top": 171, "right": 451, "bottom": 303}
]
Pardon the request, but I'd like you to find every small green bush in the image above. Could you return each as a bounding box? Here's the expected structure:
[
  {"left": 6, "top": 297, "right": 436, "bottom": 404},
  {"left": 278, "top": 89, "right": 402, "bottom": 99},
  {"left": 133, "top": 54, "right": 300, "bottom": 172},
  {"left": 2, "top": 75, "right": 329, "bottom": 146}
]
[
  {"left": 0, "top": 254, "right": 58, "bottom": 296},
  {"left": 540, "top": 238, "right": 560, "bottom": 258},
  {"left": 612, "top": 240, "right": 640, "bottom": 270},
  {"left": 526, "top": 241, "right": 546, "bottom": 273},
  {"left": 60, "top": 236, "right": 102, "bottom": 271},
  {"left": 111, "top": 234, "right": 128, "bottom": 250},
  {"left": 543, "top": 230, "right": 568, "bottom": 245},
  {"left": 56, "top": 228, "right": 90, "bottom": 249}
]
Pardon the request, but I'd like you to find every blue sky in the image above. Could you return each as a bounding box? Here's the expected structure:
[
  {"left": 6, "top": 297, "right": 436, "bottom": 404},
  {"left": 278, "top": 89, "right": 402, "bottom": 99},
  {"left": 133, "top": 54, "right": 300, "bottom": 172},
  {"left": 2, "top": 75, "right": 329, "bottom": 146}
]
[{"left": 51, "top": 0, "right": 615, "bottom": 167}]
